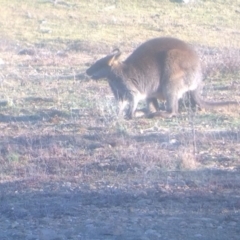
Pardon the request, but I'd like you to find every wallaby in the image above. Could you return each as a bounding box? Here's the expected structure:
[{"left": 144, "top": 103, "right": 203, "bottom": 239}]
[{"left": 86, "top": 37, "right": 238, "bottom": 119}]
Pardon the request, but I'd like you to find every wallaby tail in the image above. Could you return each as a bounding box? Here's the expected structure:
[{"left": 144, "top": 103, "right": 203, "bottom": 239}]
[{"left": 190, "top": 90, "right": 239, "bottom": 110}]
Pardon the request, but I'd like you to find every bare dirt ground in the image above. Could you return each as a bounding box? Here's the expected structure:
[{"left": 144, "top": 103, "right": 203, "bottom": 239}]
[{"left": 1, "top": 169, "right": 240, "bottom": 240}]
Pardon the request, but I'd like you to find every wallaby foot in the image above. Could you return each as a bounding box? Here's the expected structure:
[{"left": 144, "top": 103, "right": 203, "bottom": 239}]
[
  {"left": 147, "top": 111, "right": 177, "bottom": 119},
  {"left": 135, "top": 108, "right": 149, "bottom": 118}
]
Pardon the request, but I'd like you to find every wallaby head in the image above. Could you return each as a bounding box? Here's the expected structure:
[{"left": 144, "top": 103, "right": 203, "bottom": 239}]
[
  {"left": 86, "top": 48, "right": 141, "bottom": 118},
  {"left": 86, "top": 37, "right": 238, "bottom": 119},
  {"left": 86, "top": 48, "right": 121, "bottom": 80}
]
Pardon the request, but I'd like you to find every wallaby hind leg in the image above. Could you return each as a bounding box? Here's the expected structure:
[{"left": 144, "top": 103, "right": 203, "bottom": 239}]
[
  {"left": 162, "top": 92, "right": 179, "bottom": 117},
  {"left": 179, "top": 91, "right": 198, "bottom": 112},
  {"left": 134, "top": 98, "right": 160, "bottom": 118},
  {"left": 190, "top": 89, "right": 204, "bottom": 110},
  {"left": 128, "top": 94, "right": 161, "bottom": 119},
  {"left": 147, "top": 98, "right": 160, "bottom": 112},
  {"left": 148, "top": 92, "right": 178, "bottom": 118}
]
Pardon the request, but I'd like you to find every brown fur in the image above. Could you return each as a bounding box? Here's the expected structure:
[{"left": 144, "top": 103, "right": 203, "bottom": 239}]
[{"left": 86, "top": 37, "right": 238, "bottom": 119}]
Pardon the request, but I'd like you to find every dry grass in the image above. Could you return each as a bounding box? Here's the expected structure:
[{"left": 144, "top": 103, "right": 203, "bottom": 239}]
[{"left": 0, "top": 2, "right": 240, "bottom": 238}]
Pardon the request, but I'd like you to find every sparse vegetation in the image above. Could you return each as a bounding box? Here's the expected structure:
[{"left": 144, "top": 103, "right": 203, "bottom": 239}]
[{"left": 0, "top": 0, "right": 239, "bottom": 239}]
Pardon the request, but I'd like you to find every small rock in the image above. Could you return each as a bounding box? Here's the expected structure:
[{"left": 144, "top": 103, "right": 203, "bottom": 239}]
[
  {"left": 14, "top": 208, "right": 29, "bottom": 219},
  {"left": 207, "top": 223, "right": 214, "bottom": 228},
  {"left": 25, "top": 230, "right": 37, "bottom": 240},
  {"left": 18, "top": 48, "right": 35, "bottom": 56},
  {"left": 137, "top": 199, "right": 152, "bottom": 206},
  {"left": 11, "top": 221, "right": 19, "bottom": 228},
  {"left": 194, "top": 233, "right": 202, "bottom": 238},
  {"left": 0, "top": 58, "right": 5, "bottom": 65},
  {"left": 180, "top": 221, "right": 188, "bottom": 227},
  {"left": 56, "top": 51, "right": 68, "bottom": 57},
  {"left": 40, "top": 229, "right": 59, "bottom": 240},
  {"left": 0, "top": 100, "right": 8, "bottom": 106},
  {"left": 100, "top": 225, "right": 123, "bottom": 236},
  {"left": 85, "top": 223, "right": 97, "bottom": 232},
  {"left": 144, "top": 229, "right": 162, "bottom": 239},
  {"left": 228, "top": 221, "right": 237, "bottom": 226}
]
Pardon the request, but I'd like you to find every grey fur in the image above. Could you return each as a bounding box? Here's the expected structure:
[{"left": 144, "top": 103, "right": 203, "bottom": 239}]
[{"left": 86, "top": 37, "right": 238, "bottom": 119}]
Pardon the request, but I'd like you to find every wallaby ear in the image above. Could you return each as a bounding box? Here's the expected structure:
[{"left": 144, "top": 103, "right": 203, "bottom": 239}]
[{"left": 108, "top": 48, "right": 121, "bottom": 66}]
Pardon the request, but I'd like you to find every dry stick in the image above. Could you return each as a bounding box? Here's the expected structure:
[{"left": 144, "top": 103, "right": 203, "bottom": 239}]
[
  {"left": 190, "top": 113, "right": 197, "bottom": 156},
  {"left": 188, "top": 93, "right": 197, "bottom": 156}
]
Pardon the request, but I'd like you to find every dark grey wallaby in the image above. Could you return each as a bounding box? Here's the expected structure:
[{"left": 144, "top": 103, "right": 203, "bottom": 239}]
[{"left": 86, "top": 37, "right": 238, "bottom": 119}]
